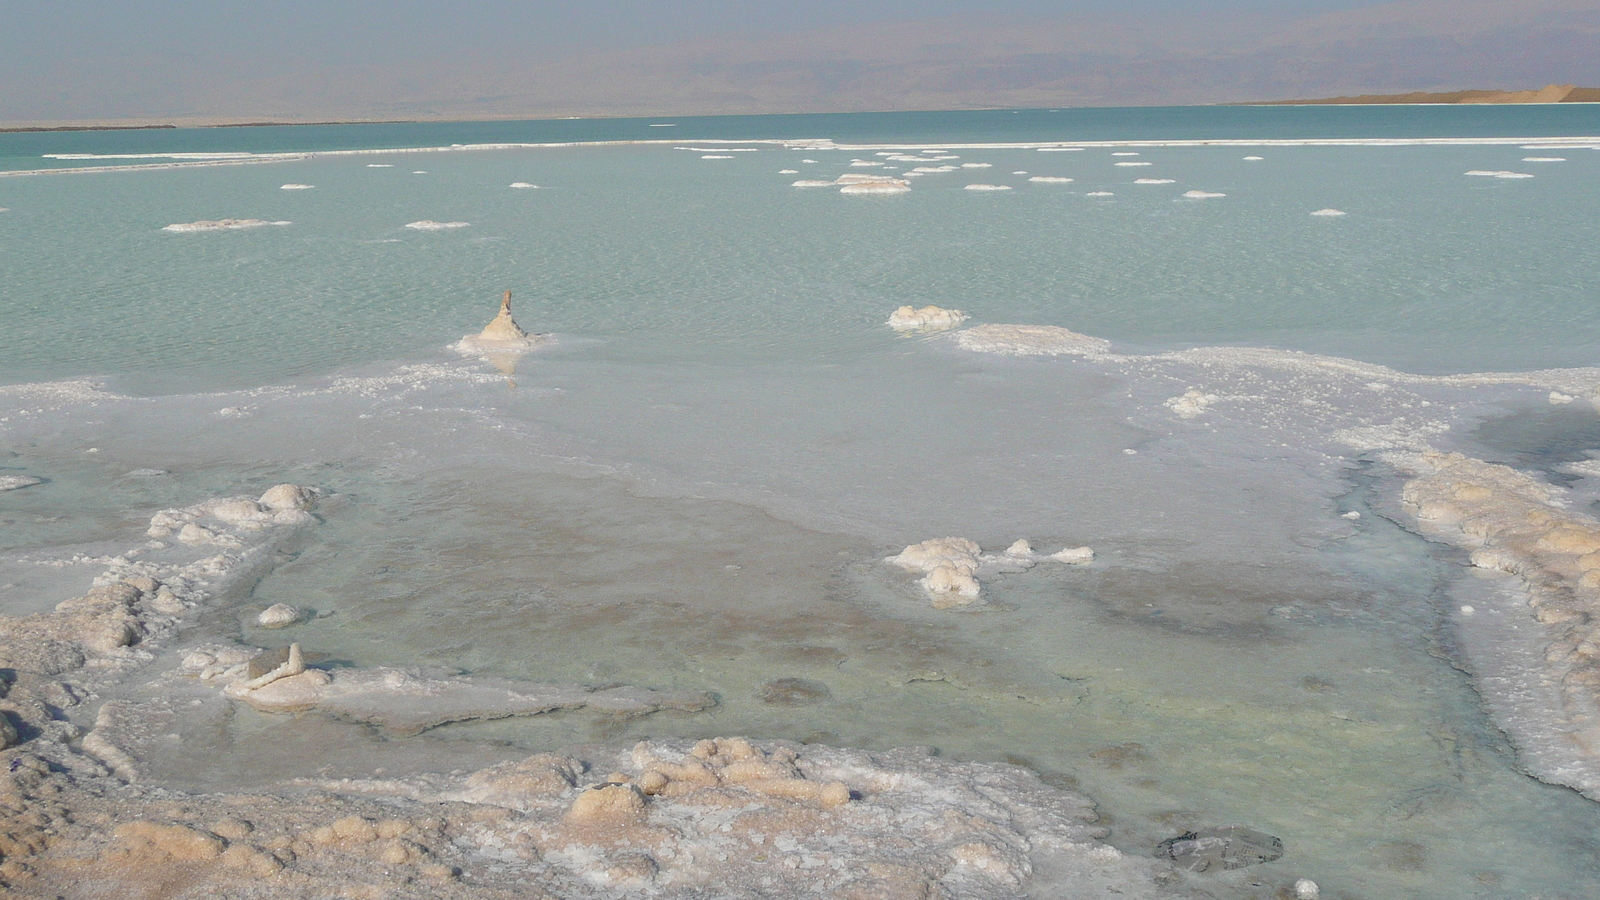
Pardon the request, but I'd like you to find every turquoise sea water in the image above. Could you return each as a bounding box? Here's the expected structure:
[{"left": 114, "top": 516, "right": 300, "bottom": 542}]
[{"left": 5, "top": 106, "right": 1600, "bottom": 899}]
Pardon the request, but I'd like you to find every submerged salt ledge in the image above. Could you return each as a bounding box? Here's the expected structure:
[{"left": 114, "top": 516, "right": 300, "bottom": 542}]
[
  {"left": 952, "top": 323, "right": 1113, "bottom": 357},
  {"left": 887, "top": 538, "right": 1093, "bottom": 608}
]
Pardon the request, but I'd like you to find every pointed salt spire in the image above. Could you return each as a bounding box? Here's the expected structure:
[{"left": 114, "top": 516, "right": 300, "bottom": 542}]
[{"left": 476, "top": 290, "right": 529, "bottom": 342}]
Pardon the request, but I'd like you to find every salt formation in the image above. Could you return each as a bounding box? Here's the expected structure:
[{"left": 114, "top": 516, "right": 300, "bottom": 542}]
[
  {"left": 962, "top": 162, "right": 993, "bottom": 168},
  {"left": 509, "top": 182, "right": 539, "bottom": 188},
  {"left": 701, "top": 155, "right": 733, "bottom": 160},
  {"left": 952, "top": 324, "right": 1112, "bottom": 357},
  {"left": 777, "top": 169, "right": 798, "bottom": 174},
  {"left": 0, "top": 736, "right": 1194, "bottom": 899},
  {"left": 213, "top": 650, "right": 714, "bottom": 735},
  {"left": 279, "top": 184, "right": 313, "bottom": 190},
  {"left": 1243, "top": 156, "right": 1265, "bottom": 161},
  {"left": 162, "top": 219, "right": 290, "bottom": 232},
  {"left": 1156, "top": 826, "right": 1283, "bottom": 872},
  {"left": 791, "top": 179, "right": 836, "bottom": 187},
  {"left": 1135, "top": 178, "right": 1177, "bottom": 184},
  {"left": 405, "top": 220, "right": 470, "bottom": 230},
  {"left": 1523, "top": 157, "right": 1567, "bottom": 162},
  {"left": 887, "top": 538, "right": 1093, "bottom": 608},
  {"left": 1311, "top": 208, "right": 1347, "bottom": 216},
  {"left": 1181, "top": 190, "right": 1226, "bottom": 199},
  {"left": 1112, "top": 152, "right": 1141, "bottom": 156},
  {"left": 1392, "top": 449, "right": 1600, "bottom": 798},
  {"left": 840, "top": 180, "right": 910, "bottom": 195},
  {"left": 965, "top": 184, "right": 1013, "bottom": 191},
  {"left": 887, "top": 305, "right": 969, "bottom": 332},
  {"left": 256, "top": 603, "right": 303, "bottom": 629},
  {"left": 1464, "top": 170, "right": 1535, "bottom": 179},
  {"left": 1295, "top": 878, "right": 1321, "bottom": 899},
  {"left": 0, "top": 475, "right": 42, "bottom": 492},
  {"left": 1029, "top": 176, "right": 1074, "bottom": 183},
  {"left": 1087, "top": 191, "right": 1115, "bottom": 196},
  {"left": 452, "top": 291, "right": 551, "bottom": 356},
  {"left": 1115, "top": 162, "right": 1153, "bottom": 167}
]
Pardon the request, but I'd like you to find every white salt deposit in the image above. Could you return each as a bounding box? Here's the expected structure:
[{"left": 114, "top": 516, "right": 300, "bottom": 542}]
[
  {"left": 778, "top": 169, "right": 798, "bottom": 174},
  {"left": 1037, "top": 147, "right": 1083, "bottom": 151},
  {"left": 453, "top": 291, "right": 551, "bottom": 355},
  {"left": 886, "top": 538, "right": 1093, "bottom": 608},
  {"left": 1523, "top": 157, "right": 1567, "bottom": 162},
  {"left": 1029, "top": 176, "right": 1074, "bottom": 183},
  {"left": 1244, "top": 156, "right": 1265, "bottom": 161},
  {"left": 801, "top": 159, "right": 818, "bottom": 163},
  {"left": 701, "top": 155, "right": 733, "bottom": 160},
  {"left": 366, "top": 164, "right": 393, "bottom": 167},
  {"left": 279, "top": 184, "right": 313, "bottom": 190},
  {"left": 1166, "top": 390, "right": 1219, "bottom": 418},
  {"left": 911, "top": 166, "right": 957, "bottom": 173},
  {"left": 0, "top": 475, "right": 43, "bottom": 492},
  {"left": 1112, "top": 152, "right": 1141, "bottom": 156},
  {"left": 256, "top": 603, "right": 303, "bottom": 629},
  {"left": 509, "top": 182, "right": 539, "bottom": 189},
  {"left": 1295, "top": 879, "right": 1321, "bottom": 900},
  {"left": 404, "top": 220, "right": 470, "bottom": 230},
  {"left": 886, "top": 305, "right": 968, "bottom": 332},
  {"left": 1465, "top": 170, "right": 1535, "bottom": 178},
  {"left": 412, "top": 171, "right": 426, "bottom": 174},
  {"left": 1311, "top": 208, "right": 1347, "bottom": 216},
  {"left": 791, "top": 180, "right": 836, "bottom": 187},
  {"left": 1115, "top": 162, "right": 1153, "bottom": 167},
  {"left": 961, "top": 162, "right": 992, "bottom": 168},
  {"left": 834, "top": 174, "right": 904, "bottom": 184},
  {"left": 162, "top": 219, "right": 290, "bottom": 232},
  {"left": 951, "top": 323, "right": 1112, "bottom": 356},
  {"left": 1012, "top": 171, "right": 1028, "bottom": 174},
  {"left": 839, "top": 180, "right": 910, "bottom": 195},
  {"left": 1087, "top": 191, "right": 1115, "bottom": 196},
  {"left": 964, "top": 184, "right": 1012, "bottom": 191},
  {"left": 1135, "top": 178, "right": 1177, "bottom": 184},
  {"left": 1181, "top": 190, "right": 1226, "bottom": 199},
  {"left": 848, "top": 160, "right": 882, "bottom": 167}
]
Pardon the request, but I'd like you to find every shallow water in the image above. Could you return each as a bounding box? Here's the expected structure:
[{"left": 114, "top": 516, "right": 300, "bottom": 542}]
[{"left": 5, "top": 107, "right": 1600, "bottom": 899}]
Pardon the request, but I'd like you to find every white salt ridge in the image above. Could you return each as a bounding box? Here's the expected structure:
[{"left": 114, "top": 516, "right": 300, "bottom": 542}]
[
  {"left": 840, "top": 180, "right": 911, "bottom": 195},
  {"left": 701, "top": 155, "right": 733, "bottom": 160},
  {"left": 279, "top": 184, "right": 313, "bottom": 190},
  {"left": 0, "top": 475, "right": 43, "bottom": 492},
  {"left": 848, "top": 160, "right": 883, "bottom": 167},
  {"left": 1465, "top": 170, "right": 1535, "bottom": 178},
  {"left": 1244, "top": 156, "right": 1265, "bottom": 161},
  {"left": 964, "top": 184, "right": 1012, "bottom": 191},
  {"left": 411, "top": 171, "right": 426, "bottom": 174},
  {"left": 1135, "top": 178, "right": 1177, "bottom": 185},
  {"left": 791, "top": 180, "right": 836, "bottom": 187},
  {"left": 1037, "top": 147, "right": 1084, "bottom": 151},
  {"left": 1115, "top": 162, "right": 1153, "bottom": 167},
  {"left": 886, "top": 305, "right": 968, "bottom": 332},
  {"left": 1311, "top": 208, "right": 1347, "bottom": 216},
  {"left": 1111, "top": 152, "right": 1141, "bottom": 156},
  {"left": 1523, "top": 157, "right": 1567, "bottom": 162},
  {"left": 366, "top": 164, "right": 393, "bottom": 167},
  {"left": 886, "top": 538, "right": 1093, "bottom": 608},
  {"left": 952, "top": 323, "right": 1112, "bottom": 356},
  {"left": 1029, "top": 176, "right": 1074, "bottom": 183},
  {"left": 404, "top": 220, "right": 470, "bottom": 230},
  {"left": 961, "top": 162, "right": 992, "bottom": 168},
  {"left": 778, "top": 169, "right": 798, "bottom": 174},
  {"left": 1181, "top": 190, "right": 1226, "bottom": 199},
  {"left": 509, "top": 182, "right": 538, "bottom": 189},
  {"left": 162, "top": 219, "right": 290, "bottom": 232}
]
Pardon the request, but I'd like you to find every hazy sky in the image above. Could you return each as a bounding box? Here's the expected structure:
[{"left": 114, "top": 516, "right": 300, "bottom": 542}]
[{"left": 3, "top": 0, "right": 1594, "bottom": 123}]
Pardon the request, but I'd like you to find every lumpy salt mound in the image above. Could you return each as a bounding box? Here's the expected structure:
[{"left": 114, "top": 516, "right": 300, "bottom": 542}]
[
  {"left": 952, "top": 323, "right": 1112, "bottom": 357},
  {"left": 887, "top": 538, "right": 1093, "bottom": 607},
  {"left": 453, "top": 291, "right": 552, "bottom": 356},
  {"left": 886, "top": 305, "right": 968, "bottom": 332}
]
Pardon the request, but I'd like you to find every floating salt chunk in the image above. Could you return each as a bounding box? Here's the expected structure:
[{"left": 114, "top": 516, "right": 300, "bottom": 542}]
[
  {"left": 801, "top": 159, "right": 818, "bottom": 163},
  {"left": 1135, "top": 178, "right": 1176, "bottom": 184},
  {"left": 0, "top": 475, "right": 43, "bottom": 492},
  {"left": 1112, "top": 152, "right": 1141, "bottom": 156},
  {"left": 1182, "top": 190, "right": 1226, "bottom": 199},
  {"left": 1310, "top": 208, "right": 1346, "bottom": 216},
  {"left": 404, "top": 220, "right": 469, "bottom": 230},
  {"left": 1460, "top": 605, "right": 1476, "bottom": 616},
  {"left": 509, "top": 182, "right": 539, "bottom": 189},
  {"left": 257, "top": 603, "right": 304, "bottom": 629},
  {"left": 1342, "top": 510, "right": 1362, "bottom": 519},
  {"left": 1166, "top": 389, "right": 1218, "bottom": 418},
  {"left": 964, "top": 184, "right": 1012, "bottom": 191},
  {"left": 1523, "top": 157, "right": 1566, "bottom": 162},
  {"left": 1295, "top": 879, "right": 1320, "bottom": 900},
  {"left": 279, "top": 184, "right": 314, "bottom": 190},
  {"left": 1243, "top": 156, "right": 1265, "bottom": 161},
  {"left": 1050, "top": 546, "right": 1094, "bottom": 564},
  {"left": 961, "top": 162, "right": 992, "bottom": 168},
  {"left": 778, "top": 169, "right": 798, "bottom": 174},
  {"left": 163, "top": 219, "right": 290, "bottom": 232},
  {"left": 791, "top": 180, "right": 835, "bottom": 187},
  {"left": 1029, "top": 176, "right": 1074, "bottom": 183},
  {"left": 1551, "top": 391, "right": 1576, "bottom": 404},
  {"left": 1114, "top": 162, "right": 1152, "bottom": 167},
  {"left": 886, "top": 305, "right": 968, "bottom": 332},
  {"left": 1087, "top": 191, "right": 1115, "bottom": 196},
  {"left": 840, "top": 181, "right": 910, "bottom": 195},
  {"left": 1037, "top": 147, "right": 1083, "bottom": 151},
  {"left": 366, "top": 164, "right": 393, "bottom": 167},
  {"left": 701, "top": 155, "right": 733, "bottom": 160},
  {"left": 1465, "top": 170, "right": 1534, "bottom": 178}
]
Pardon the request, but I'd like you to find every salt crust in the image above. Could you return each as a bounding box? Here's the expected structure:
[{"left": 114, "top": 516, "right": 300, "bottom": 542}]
[
  {"left": 405, "top": 220, "right": 470, "bottom": 230},
  {"left": 965, "top": 184, "right": 1012, "bottom": 191},
  {"left": 1135, "top": 178, "right": 1177, "bottom": 184},
  {"left": 1029, "top": 176, "right": 1074, "bottom": 183},
  {"left": 887, "top": 538, "right": 1093, "bottom": 607},
  {"left": 1115, "top": 162, "right": 1153, "bottom": 167},
  {"left": 886, "top": 305, "right": 968, "bottom": 332},
  {"left": 1087, "top": 191, "right": 1115, "bottom": 196},
  {"left": 1181, "top": 190, "right": 1225, "bottom": 199},
  {"left": 951, "top": 324, "right": 1112, "bottom": 357},
  {"left": 509, "top": 182, "right": 538, "bottom": 188},
  {"left": 278, "top": 184, "right": 313, "bottom": 190},
  {"left": 0, "top": 475, "right": 43, "bottom": 492},
  {"left": 1112, "top": 152, "right": 1141, "bottom": 156},
  {"left": 1165, "top": 390, "right": 1219, "bottom": 419},
  {"left": 1310, "top": 208, "right": 1347, "bottom": 216},
  {"left": 1465, "top": 170, "right": 1534, "bottom": 179},
  {"left": 0, "top": 734, "right": 1193, "bottom": 900},
  {"left": 1523, "top": 157, "right": 1567, "bottom": 162},
  {"left": 162, "top": 219, "right": 290, "bottom": 232}
]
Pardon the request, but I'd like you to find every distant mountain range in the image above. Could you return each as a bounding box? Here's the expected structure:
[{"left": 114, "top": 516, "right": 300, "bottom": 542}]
[
  {"left": 2, "top": 0, "right": 1597, "bottom": 126},
  {"left": 1252, "top": 84, "right": 1600, "bottom": 104}
]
